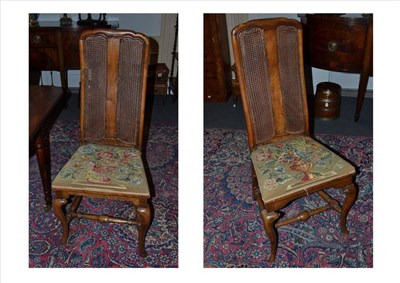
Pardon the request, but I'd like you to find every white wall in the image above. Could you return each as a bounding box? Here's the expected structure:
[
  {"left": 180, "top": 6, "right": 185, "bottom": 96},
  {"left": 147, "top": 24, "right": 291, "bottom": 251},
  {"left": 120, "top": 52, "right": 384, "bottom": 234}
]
[
  {"left": 110, "top": 14, "right": 161, "bottom": 36},
  {"left": 246, "top": 14, "right": 373, "bottom": 95},
  {"left": 36, "top": 13, "right": 161, "bottom": 34}
]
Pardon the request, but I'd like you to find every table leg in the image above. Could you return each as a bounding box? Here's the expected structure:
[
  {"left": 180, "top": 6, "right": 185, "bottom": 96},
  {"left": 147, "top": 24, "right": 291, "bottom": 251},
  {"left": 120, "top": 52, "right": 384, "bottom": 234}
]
[
  {"left": 354, "top": 73, "right": 369, "bottom": 122},
  {"left": 35, "top": 132, "right": 52, "bottom": 211},
  {"left": 355, "top": 19, "right": 373, "bottom": 122}
]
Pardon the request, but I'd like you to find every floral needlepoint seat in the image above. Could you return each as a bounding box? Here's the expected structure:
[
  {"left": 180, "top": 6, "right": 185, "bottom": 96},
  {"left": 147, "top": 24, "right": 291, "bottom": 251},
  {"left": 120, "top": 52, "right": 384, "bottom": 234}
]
[
  {"left": 53, "top": 144, "right": 149, "bottom": 196},
  {"left": 251, "top": 136, "right": 355, "bottom": 202}
]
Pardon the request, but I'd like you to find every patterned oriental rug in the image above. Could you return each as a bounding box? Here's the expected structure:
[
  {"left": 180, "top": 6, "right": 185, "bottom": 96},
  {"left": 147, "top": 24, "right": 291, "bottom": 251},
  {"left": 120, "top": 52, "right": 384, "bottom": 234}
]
[
  {"left": 204, "top": 128, "right": 372, "bottom": 268},
  {"left": 29, "top": 120, "right": 178, "bottom": 267}
]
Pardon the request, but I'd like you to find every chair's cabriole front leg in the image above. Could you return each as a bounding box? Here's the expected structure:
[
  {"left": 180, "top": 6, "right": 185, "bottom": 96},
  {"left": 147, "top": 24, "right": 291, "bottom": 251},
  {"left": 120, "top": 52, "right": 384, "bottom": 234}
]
[
  {"left": 261, "top": 210, "right": 280, "bottom": 262},
  {"left": 340, "top": 182, "right": 358, "bottom": 235},
  {"left": 136, "top": 202, "right": 151, "bottom": 257},
  {"left": 53, "top": 194, "right": 69, "bottom": 244}
]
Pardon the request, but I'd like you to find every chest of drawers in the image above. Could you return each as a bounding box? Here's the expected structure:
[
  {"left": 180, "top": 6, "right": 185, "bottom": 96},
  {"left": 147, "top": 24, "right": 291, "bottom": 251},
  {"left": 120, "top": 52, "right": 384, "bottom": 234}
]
[
  {"left": 300, "top": 14, "right": 373, "bottom": 121},
  {"left": 29, "top": 25, "right": 111, "bottom": 90},
  {"left": 204, "top": 14, "right": 232, "bottom": 102}
]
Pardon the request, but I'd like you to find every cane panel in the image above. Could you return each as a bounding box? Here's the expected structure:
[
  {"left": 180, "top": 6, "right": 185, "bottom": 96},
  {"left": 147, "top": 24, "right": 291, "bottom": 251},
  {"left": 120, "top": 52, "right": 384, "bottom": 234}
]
[
  {"left": 116, "top": 37, "right": 146, "bottom": 147},
  {"left": 237, "top": 27, "right": 275, "bottom": 145},
  {"left": 276, "top": 24, "right": 305, "bottom": 134},
  {"left": 82, "top": 34, "right": 108, "bottom": 142}
]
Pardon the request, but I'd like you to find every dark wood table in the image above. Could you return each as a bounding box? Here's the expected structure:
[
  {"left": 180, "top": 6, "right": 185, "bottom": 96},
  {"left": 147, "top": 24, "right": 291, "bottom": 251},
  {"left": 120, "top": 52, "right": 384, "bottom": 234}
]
[{"left": 30, "top": 85, "right": 64, "bottom": 210}]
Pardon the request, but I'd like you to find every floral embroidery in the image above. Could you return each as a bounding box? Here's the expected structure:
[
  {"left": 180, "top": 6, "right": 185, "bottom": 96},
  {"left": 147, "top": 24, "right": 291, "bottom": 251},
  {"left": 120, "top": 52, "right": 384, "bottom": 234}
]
[
  {"left": 57, "top": 144, "right": 146, "bottom": 187},
  {"left": 251, "top": 136, "right": 355, "bottom": 199},
  {"left": 263, "top": 178, "right": 278, "bottom": 191},
  {"left": 86, "top": 172, "right": 112, "bottom": 184}
]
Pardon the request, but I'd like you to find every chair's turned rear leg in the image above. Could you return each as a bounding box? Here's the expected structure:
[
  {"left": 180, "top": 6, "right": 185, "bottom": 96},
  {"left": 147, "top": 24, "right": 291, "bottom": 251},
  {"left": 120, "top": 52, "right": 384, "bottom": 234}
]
[
  {"left": 251, "top": 165, "right": 259, "bottom": 201},
  {"left": 261, "top": 210, "right": 280, "bottom": 263},
  {"left": 53, "top": 196, "right": 69, "bottom": 244},
  {"left": 136, "top": 203, "right": 151, "bottom": 257},
  {"left": 66, "top": 196, "right": 82, "bottom": 222},
  {"left": 340, "top": 183, "right": 358, "bottom": 235}
]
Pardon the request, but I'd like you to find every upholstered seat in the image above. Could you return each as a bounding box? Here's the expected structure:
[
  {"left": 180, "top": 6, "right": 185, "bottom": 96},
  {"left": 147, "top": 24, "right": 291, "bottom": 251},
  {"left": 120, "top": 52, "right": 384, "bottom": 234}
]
[
  {"left": 251, "top": 136, "right": 355, "bottom": 202},
  {"left": 53, "top": 144, "right": 149, "bottom": 196}
]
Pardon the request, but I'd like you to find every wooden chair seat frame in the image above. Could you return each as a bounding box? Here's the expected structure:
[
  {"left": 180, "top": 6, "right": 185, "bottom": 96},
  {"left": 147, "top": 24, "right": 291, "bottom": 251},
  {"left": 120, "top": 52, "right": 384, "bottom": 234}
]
[
  {"left": 232, "top": 18, "right": 357, "bottom": 262},
  {"left": 52, "top": 29, "right": 152, "bottom": 257}
]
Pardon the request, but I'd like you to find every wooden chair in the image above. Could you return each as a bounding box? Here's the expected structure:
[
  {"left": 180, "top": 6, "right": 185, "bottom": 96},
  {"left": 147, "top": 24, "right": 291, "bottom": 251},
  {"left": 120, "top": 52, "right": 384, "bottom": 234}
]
[
  {"left": 231, "top": 18, "right": 357, "bottom": 262},
  {"left": 52, "top": 29, "right": 151, "bottom": 257}
]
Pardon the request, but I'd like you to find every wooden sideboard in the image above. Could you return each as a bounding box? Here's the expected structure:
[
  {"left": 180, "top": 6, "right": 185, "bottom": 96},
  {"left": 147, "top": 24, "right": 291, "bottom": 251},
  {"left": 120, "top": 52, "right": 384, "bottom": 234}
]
[
  {"left": 300, "top": 14, "right": 373, "bottom": 121},
  {"left": 30, "top": 25, "right": 112, "bottom": 91},
  {"left": 204, "top": 14, "right": 232, "bottom": 102},
  {"left": 30, "top": 24, "right": 165, "bottom": 96}
]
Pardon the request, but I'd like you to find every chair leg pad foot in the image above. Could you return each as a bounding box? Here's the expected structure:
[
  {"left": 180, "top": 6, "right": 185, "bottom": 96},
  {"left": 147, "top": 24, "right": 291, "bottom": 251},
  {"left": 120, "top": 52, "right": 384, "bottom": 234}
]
[
  {"left": 60, "top": 236, "right": 68, "bottom": 245},
  {"left": 268, "top": 254, "right": 276, "bottom": 263},
  {"left": 139, "top": 250, "right": 147, "bottom": 258}
]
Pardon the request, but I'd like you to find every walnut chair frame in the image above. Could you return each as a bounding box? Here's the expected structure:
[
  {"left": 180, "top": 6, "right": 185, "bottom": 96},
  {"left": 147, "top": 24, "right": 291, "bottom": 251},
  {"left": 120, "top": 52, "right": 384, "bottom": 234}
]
[
  {"left": 52, "top": 29, "right": 151, "bottom": 257},
  {"left": 231, "top": 18, "right": 357, "bottom": 262}
]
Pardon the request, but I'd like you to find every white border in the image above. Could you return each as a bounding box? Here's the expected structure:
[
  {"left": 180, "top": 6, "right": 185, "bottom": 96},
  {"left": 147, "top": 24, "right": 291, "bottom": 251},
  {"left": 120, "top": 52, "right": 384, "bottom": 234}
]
[{"left": 1, "top": 1, "right": 399, "bottom": 283}]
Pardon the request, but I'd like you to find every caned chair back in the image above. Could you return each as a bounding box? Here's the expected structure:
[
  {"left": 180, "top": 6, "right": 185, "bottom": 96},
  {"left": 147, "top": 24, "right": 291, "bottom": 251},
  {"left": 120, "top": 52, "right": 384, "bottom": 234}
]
[
  {"left": 79, "top": 29, "right": 150, "bottom": 149},
  {"left": 232, "top": 18, "right": 309, "bottom": 150}
]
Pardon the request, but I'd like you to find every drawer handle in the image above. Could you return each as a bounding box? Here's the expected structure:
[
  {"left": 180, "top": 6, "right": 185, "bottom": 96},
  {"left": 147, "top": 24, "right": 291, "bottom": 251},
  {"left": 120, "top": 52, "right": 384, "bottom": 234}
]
[
  {"left": 33, "top": 35, "right": 42, "bottom": 44},
  {"left": 328, "top": 41, "right": 337, "bottom": 52}
]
